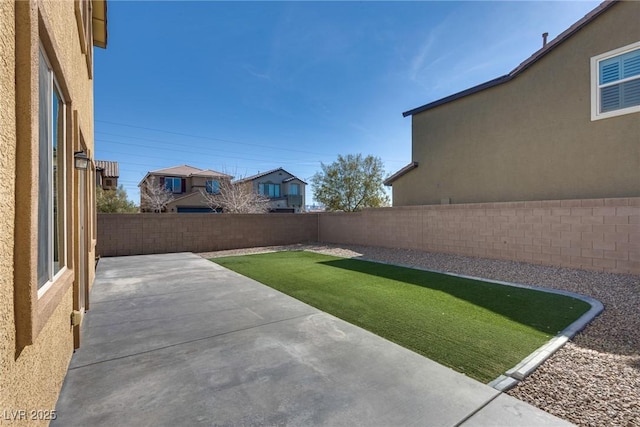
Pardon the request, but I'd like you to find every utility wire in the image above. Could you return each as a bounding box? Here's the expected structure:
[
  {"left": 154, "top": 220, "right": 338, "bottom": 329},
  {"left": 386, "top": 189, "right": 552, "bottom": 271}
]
[
  {"left": 94, "top": 138, "right": 328, "bottom": 164},
  {"left": 96, "top": 119, "right": 338, "bottom": 157}
]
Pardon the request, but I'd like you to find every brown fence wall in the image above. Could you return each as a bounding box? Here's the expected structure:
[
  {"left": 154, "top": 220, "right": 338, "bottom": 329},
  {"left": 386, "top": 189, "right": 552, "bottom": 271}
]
[
  {"left": 319, "top": 198, "right": 639, "bottom": 275},
  {"left": 98, "top": 197, "right": 639, "bottom": 274},
  {"left": 97, "top": 213, "right": 318, "bottom": 256}
]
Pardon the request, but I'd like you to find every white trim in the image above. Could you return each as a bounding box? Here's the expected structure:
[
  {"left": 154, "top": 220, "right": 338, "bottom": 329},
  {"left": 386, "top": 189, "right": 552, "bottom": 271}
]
[
  {"left": 53, "top": 80, "right": 67, "bottom": 277},
  {"left": 38, "top": 45, "right": 67, "bottom": 290},
  {"left": 165, "top": 176, "right": 182, "bottom": 193},
  {"left": 37, "top": 267, "right": 69, "bottom": 299},
  {"left": 591, "top": 40, "right": 640, "bottom": 121}
]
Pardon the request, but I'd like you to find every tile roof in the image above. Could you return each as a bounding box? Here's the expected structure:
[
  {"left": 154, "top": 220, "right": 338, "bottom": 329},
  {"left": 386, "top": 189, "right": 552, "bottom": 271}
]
[
  {"left": 148, "top": 165, "right": 206, "bottom": 176},
  {"left": 95, "top": 160, "right": 119, "bottom": 177},
  {"left": 282, "top": 176, "right": 307, "bottom": 184},
  {"left": 234, "top": 167, "right": 307, "bottom": 185},
  {"left": 191, "top": 169, "right": 233, "bottom": 179},
  {"left": 236, "top": 167, "right": 307, "bottom": 185},
  {"left": 234, "top": 167, "right": 285, "bottom": 183},
  {"left": 139, "top": 165, "right": 232, "bottom": 186},
  {"left": 402, "top": 0, "right": 618, "bottom": 117}
]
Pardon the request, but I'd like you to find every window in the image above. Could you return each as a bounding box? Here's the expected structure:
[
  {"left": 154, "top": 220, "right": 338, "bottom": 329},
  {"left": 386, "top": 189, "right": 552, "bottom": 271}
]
[
  {"left": 75, "top": 0, "right": 93, "bottom": 77},
  {"left": 289, "top": 183, "right": 300, "bottom": 195},
  {"left": 206, "top": 180, "right": 220, "bottom": 194},
  {"left": 165, "top": 177, "right": 182, "bottom": 193},
  {"left": 591, "top": 41, "right": 640, "bottom": 120},
  {"left": 38, "top": 48, "right": 66, "bottom": 290},
  {"left": 258, "top": 183, "right": 280, "bottom": 198}
]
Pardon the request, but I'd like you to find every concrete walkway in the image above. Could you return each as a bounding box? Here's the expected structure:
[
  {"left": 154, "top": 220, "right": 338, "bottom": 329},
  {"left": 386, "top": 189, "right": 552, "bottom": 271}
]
[{"left": 53, "top": 253, "right": 573, "bottom": 426}]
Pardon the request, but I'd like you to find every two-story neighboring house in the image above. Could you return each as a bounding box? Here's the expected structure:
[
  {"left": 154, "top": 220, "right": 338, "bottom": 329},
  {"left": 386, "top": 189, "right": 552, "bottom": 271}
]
[
  {"left": 2, "top": 0, "right": 108, "bottom": 416},
  {"left": 386, "top": 0, "right": 639, "bottom": 206},
  {"left": 139, "top": 165, "right": 232, "bottom": 213},
  {"left": 235, "top": 167, "right": 306, "bottom": 213},
  {"left": 95, "top": 159, "right": 119, "bottom": 190}
]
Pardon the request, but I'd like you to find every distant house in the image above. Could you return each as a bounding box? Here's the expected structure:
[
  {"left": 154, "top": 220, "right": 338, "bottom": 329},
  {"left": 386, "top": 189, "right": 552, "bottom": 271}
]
[
  {"left": 235, "top": 168, "right": 306, "bottom": 213},
  {"left": 95, "top": 160, "right": 119, "bottom": 190},
  {"left": 386, "top": 0, "right": 640, "bottom": 206},
  {"left": 139, "top": 165, "right": 232, "bottom": 213}
]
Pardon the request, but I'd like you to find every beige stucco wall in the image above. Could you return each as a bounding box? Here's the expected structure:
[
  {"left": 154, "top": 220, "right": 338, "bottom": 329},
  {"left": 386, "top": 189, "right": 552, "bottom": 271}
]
[
  {"left": 166, "top": 191, "right": 210, "bottom": 212},
  {"left": 188, "top": 176, "right": 206, "bottom": 194},
  {"left": 1, "top": 0, "right": 19, "bottom": 415},
  {"left": 393, "top": 1, "right": 640, "bottom": 206},
  {"left": 1, "top": 288, "right": 74, "bottom": 425},
  {"left": 2, "top": 0, "right": 98, "bottom": 423},
  {"left": 189, "top": 175, "right": 223, "bottom": 193}
]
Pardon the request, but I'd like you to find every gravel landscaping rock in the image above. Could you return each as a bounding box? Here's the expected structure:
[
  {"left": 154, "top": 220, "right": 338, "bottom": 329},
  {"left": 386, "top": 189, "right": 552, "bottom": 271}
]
[{"left": 200, "top": 243, "right": 640, "bottom": 426}]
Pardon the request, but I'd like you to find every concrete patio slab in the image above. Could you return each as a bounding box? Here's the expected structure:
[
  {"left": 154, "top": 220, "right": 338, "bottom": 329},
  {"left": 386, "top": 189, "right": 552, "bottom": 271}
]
[{"left": 53, "top": 253, "right": 572, "bottom": 426}]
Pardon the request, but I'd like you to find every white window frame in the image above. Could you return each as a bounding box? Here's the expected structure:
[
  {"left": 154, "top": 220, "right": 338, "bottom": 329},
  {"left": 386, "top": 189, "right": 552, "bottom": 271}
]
[
  {"left": 591, "top": 41, "right": 640, "bottom": 121},
  {"left": 38, "top": 46, "right": 67, "bottom": 296},
  {"left": 205, "top": 179, "right": 220, "bottom": 194},
  {"left": 165, "top": 176, "right": 182, "bottom": 193}
]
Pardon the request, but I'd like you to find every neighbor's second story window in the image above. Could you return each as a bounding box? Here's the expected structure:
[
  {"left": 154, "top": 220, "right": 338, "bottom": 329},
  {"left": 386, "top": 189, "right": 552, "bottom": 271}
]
[
  {"left": 289, "top": 183, "right": 300, "bottom": 195},
  {"left": 206, "top": 180, "right": 220, "bottom": 194},
  {"left": 165, "top": 177, "right": 182, "bottom": 193},
  {"left": 591, "top": 41, "right": 640, "bottom": 120},
  {"left": 258, "top": 183, "right": 280, "bottom": 198}
]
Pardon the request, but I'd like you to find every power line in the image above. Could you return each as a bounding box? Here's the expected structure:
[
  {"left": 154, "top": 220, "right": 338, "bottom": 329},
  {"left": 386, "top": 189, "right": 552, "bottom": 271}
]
[
  {"left": 95, "top": 120, "right": 411, "bottom": 165},
  {"left": 96, "top": 119, "right": 338, "bottom": 157},
  {"left": 96, "top": 131, "right": 315, "bottom": 158},
  {"left": 94, "top": 135, "right": 410, "bottom": 168},
  {"left": 95, "top": 149, "right": 322, "bottom": 172},
  {"left": 94, "top": 138, "right": 329, "bottom": 165}
]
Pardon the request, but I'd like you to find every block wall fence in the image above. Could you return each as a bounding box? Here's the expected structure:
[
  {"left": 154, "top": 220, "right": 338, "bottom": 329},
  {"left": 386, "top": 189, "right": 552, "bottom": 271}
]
[
  {"left": 98, "top": 197, "right": 639, "bottom": 275},
  {"left": 96, "top": 213, "right": 319, "bottom": 256}
]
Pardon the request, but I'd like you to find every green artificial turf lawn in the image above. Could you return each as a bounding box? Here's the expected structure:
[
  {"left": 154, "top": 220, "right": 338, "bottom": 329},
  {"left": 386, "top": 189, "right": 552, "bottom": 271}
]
[{"left": 212, "top": 251, "right": 590, "bottom": 383}]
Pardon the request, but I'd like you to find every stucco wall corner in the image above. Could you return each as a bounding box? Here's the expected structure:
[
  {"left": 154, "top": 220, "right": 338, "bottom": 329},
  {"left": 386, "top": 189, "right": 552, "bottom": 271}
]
[
  {"left": 1, "top": 287, "right": 74, "bottom": 421},
  {"left": 0, "top": 0, "right": 18, "bottom": 401}
]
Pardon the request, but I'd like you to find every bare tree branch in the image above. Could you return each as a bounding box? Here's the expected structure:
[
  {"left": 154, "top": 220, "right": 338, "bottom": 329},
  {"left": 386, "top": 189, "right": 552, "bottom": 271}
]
[
  {"left": 200, "top": 177, "right": 271, "bottom": 214},
  {"left": 140, "top": 176, "right": 175, "bottom": 213}
]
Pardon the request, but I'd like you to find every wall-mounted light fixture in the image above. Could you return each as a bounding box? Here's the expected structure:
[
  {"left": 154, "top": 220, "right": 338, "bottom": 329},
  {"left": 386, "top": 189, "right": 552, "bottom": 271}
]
[{"left": 74, "top": 151, "right": 89, "bottom": 170}]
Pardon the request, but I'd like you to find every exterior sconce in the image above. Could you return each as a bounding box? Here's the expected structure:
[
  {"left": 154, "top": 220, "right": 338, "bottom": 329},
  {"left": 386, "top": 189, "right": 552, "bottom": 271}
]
[{"left": 74, "top": 151, "right": 89, "bottom": 170}]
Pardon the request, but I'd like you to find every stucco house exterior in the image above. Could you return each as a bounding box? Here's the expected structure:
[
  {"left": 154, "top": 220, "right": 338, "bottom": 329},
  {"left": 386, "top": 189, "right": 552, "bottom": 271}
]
[
  {"left": 1, "top": 0, "right": 107, "bottom": 417},
  {"left": 95, "top": 159, "right": 118, "bottom": 190},
  {"left": 235, "top": 167, "right": 307, "bottom": 213},
  {"left": 139, "top": 165, "right": 232, "bottom": 213},
  {"left": 386, "top": 0, "right": 639, "bottom": 206}
]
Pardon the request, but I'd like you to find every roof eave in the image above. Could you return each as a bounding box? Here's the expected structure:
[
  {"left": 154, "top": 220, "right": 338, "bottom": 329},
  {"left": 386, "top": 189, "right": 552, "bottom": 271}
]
[
  {"left": 402, "top": 75, "right": 509, "bottom": 117},
  {"left": 402, "top": 0, "right": 618, "bottom": 118},
  {"left": 92, "top": 0, "right": 108, "bottom": 49},
  {"left": 384, "top": 162, "right": 419, "bottom": 186},
  {"left": 235, "top": 167, "right": 299, "bottom": 184}
]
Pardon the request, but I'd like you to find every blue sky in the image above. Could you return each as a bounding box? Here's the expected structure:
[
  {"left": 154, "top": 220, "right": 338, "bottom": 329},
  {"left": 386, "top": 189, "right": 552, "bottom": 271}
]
[{"left": 94, "top": 1, "right": 600, "bottom": 205}]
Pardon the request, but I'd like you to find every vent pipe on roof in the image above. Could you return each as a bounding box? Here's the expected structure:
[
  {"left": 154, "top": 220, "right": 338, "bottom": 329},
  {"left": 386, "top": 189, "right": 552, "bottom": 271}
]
[{"left": 542, "top": 32, "right": 549, "bottom": 47}]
